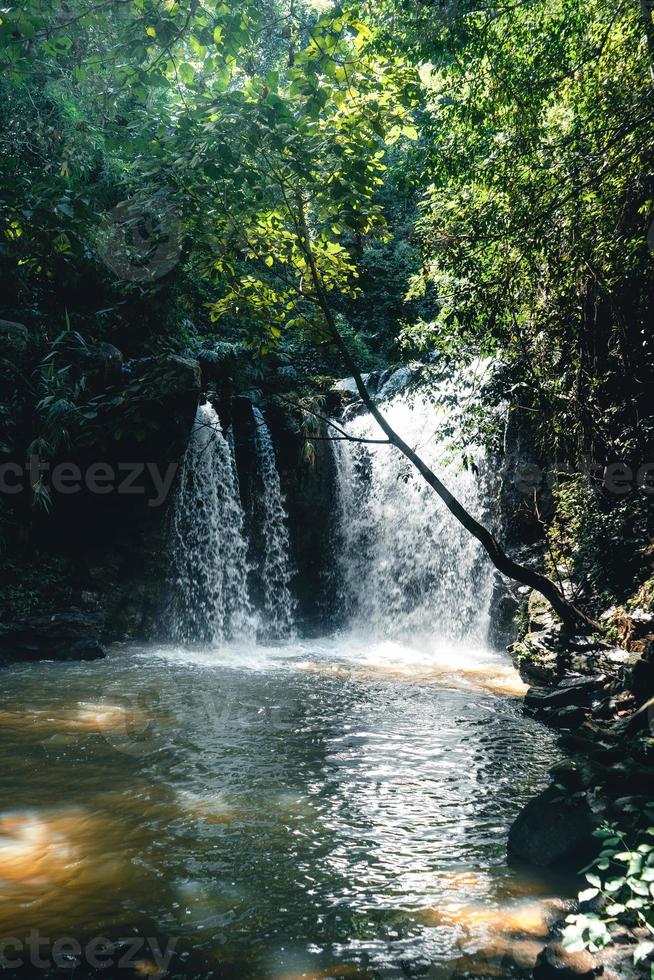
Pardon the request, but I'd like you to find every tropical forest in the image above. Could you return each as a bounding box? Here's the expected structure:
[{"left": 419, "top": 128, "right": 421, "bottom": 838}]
[{"left": 1, "top": 0, "right": 654, "bottom": 976}]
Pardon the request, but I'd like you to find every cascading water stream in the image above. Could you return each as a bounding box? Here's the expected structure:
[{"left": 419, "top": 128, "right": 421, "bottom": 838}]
[
  {"left": 169, "top": 401, "right": 253, "bottom": 644},
  {"left": 0, "top": 384, "right": 566, "bottom": 980},
  {"left": 252, "top": 407, "right": 295, "bottom": 639},
  {"left": 332, "top": 384, "right": 496, "bottom": 643}
]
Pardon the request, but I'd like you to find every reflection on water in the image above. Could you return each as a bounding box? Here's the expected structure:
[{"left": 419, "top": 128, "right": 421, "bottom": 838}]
[{"left": 0, "top": 636, "right": 569, "bottom": 977}]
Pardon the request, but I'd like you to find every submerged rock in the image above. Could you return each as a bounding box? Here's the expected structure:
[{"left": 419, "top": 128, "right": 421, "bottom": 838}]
[
  {"left": 399, "top": 953, "right": 432, "bottom": 977},
  {"left": 524, "top": 676, "right": 607, "bottom": 715},
  {"left": 533, "top": 942, "right": 603, "bottom": 978}
]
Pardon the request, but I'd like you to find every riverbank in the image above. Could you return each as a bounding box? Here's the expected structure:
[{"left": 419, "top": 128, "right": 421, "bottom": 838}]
[{"left": 509, "top": 584, "right": 654, "bottom": 979}]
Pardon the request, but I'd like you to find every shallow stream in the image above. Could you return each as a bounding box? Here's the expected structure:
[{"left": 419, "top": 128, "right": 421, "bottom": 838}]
[{"left": 0, "top": 634, "right": 569, "bottom": 978}]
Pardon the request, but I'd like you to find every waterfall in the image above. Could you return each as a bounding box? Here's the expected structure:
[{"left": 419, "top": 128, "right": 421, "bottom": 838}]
[
  {"left": 332, "top": 386, "right": 496, "bottom": 644},
  {"left": 169, "top": 402, "right": 253, "bottom": 644},
  {"left": 252, "top": 407, "right": 295, "bottom": 639}
]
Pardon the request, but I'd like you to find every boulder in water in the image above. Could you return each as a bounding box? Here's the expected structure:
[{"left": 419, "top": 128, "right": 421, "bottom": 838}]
[
  {"left": 533, "top": 943, "right": 603, "bottom": 978},
  {"left": 507, "top": 785, "right": 595, "bottom": 868},
  {"left": 524, "top": 675, "right": 607, "bottom": 712},
  {"left": 399, "top": 953, "right": 432, "bottom": 977},
  {"left": 377, "top": 364, "right": 421, "bottom": 400}
]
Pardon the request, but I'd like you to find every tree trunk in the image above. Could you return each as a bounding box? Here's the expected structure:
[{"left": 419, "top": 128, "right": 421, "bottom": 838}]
[
  {"left": 338, "top": 336, "right": 596, "bottom": 632},
  {"left": 294, "top": 198, "right": 597, "bottom": 634}
]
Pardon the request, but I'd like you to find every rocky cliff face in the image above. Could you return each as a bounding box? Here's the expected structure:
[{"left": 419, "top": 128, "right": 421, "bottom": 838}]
[{"left": 0, "top": 342, "right": 202, "bottom": 654}]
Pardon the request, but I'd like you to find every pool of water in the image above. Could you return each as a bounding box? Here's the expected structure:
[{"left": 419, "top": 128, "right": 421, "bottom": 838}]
[{"left": 0, "top": 635, "right": 569, "bottom": 978}]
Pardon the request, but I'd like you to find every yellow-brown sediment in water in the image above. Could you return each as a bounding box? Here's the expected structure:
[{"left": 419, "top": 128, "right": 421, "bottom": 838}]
[
  {"left": 0, "top": 637, "right": 567, "bottom": 975},
  {"left": 0, "top": 701, "right": 152, "bottom": 736},
  {"left": 423, "top": 899, "right": 552, "bottom": 936},
  {"left": 298, "top": 661, "right": 528, "bottom": 697},
  {"left": 419, "top": 896, "right": 570, "bottom": 972},
  {"left": 0, "top": 807, "right": 158, "bottom": 936},
  {"left": 175, "top": 792, "right": 241, "bottom": 824}
]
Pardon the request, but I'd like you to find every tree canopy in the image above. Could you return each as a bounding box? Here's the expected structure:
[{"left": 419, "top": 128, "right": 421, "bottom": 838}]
[{"left": 1, "top": 0, "right": 653, "bottom": 609}]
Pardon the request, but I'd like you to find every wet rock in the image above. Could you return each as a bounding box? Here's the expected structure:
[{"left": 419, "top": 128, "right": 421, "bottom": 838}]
[
  {"left": 533, "top": 942, "right": 603, "bottom": 978},
  {"left": 67, "top": 638, "right": 105, "bottom": 660},
  {"left": 624, "top": 646, "right": 654, "bottom": 706},
  {"left": 490, "top": 573, "right": 522, "bottom": 648},
  {"left": 0, "top": 610, "right": 106, "bottom": 662},
  {"left": 511, "top": 630, "right": 562, "bottom": 684},
  {"left": 546, "top": 704, "right": 590, "bottom": 729},
  {"left": 331, "top": 374, "right": 366, "bottom": 402},
  {"left": 507, "top": 786, "right": 595, "bottom": 868},
  {"left": 377, "top": 364, "right": 421, "bottom": 400},
  {"left": 549, "top": 760, "right": 595, "bottom": 791},
  {"left": 329, "top": 365, "right": 421, "bottom": 415},
  {"left": 566, "top": 635, "right": 610, "bottom": 653},
  {"left": 528, "top": 591, "right": 557, "bottom": 632},
  {"left": 600, "top": 648, "right": 631, "bottom": 666},
  {"left": 258, "top": 397, "right": 340, "bottom": 627},
  {"left": 399, "top": 953, "right": 432, "bottom": 977},
  {"left": 511, "top": 618, "right": 616, "bottom": 688},
  {"left": 224, "top": 395, "right": 258, "bottom": 513},
  {"left": 524, "top": 675, "right": 607, "bottom": 712},
  {"left": 601, "top": 759, "right": 654, "bottom": 795}
]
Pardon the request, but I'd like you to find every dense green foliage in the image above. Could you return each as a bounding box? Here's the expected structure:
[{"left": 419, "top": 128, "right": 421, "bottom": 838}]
[
  {"left": 564, "top": 809, "right": 654, "bottom": 970},
  {"left": 1, "top": 0, "right": 653, "bottom": 599},
  {"left": 3, "top": 6, "right": 654, "bottom": 968}
]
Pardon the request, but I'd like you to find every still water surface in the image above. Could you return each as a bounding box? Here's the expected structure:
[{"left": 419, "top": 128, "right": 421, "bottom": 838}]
[{"left": 0, "top": 636, "right": 569, "bottom": 978}]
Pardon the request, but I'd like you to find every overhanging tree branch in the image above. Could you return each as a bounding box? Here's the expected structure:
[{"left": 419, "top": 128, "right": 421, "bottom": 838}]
[{"left": 292, "top": 193, "right": 598, "bottom": 634}]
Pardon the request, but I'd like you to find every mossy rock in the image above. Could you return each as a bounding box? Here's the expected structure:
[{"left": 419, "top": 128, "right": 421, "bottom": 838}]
[
  {"left": 527, "top": 590, "right": 556, "bottom": 632},
  {"left": 511, "top": 629, "right": 562, "bottom": 684}
]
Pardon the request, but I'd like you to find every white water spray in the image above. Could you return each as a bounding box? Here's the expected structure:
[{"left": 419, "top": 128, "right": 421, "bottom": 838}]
[
  {"left": 169, "top": 402, "right": 253, "bottom": 644},
  {"left": 332, "top": 386, "right": 496, "bottom": 644},
  {"left": 252, "top": 407, "right": 295, "bottom": 639}
]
